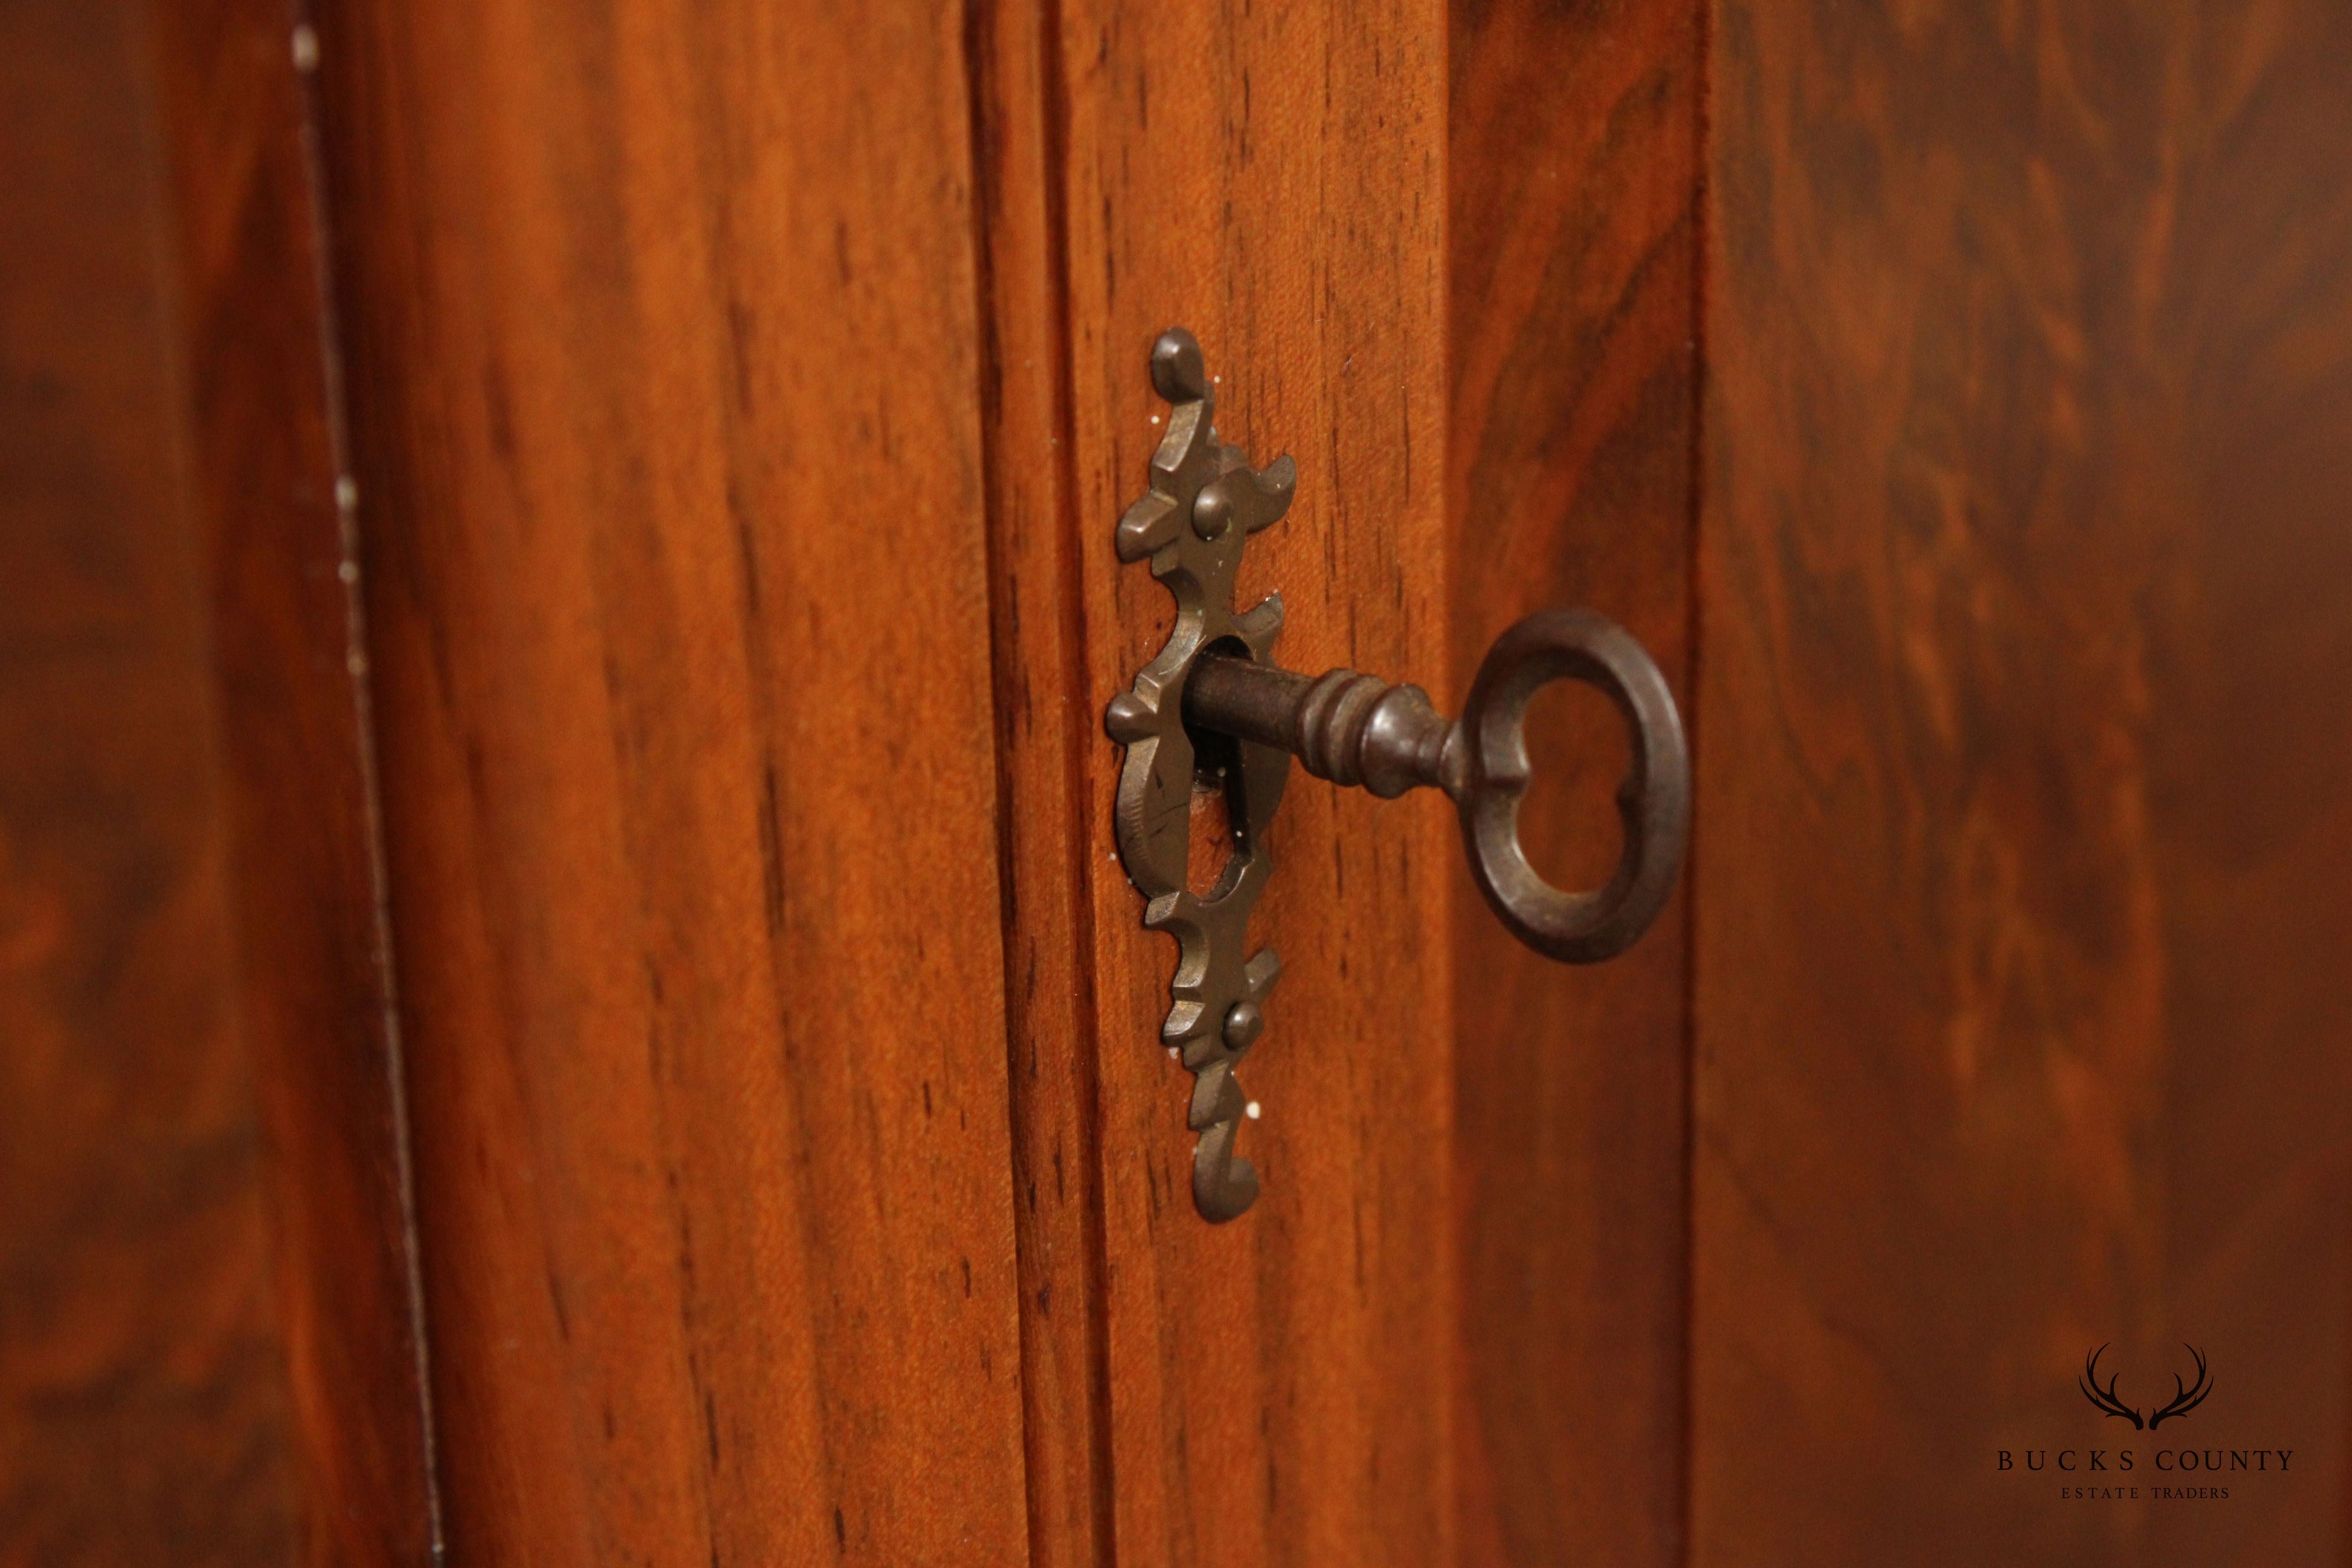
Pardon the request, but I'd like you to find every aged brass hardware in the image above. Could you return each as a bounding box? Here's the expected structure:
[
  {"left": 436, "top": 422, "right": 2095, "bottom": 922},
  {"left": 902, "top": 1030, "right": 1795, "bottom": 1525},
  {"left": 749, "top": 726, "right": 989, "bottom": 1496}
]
[{"left": 1105, "top": 327, "right": 1691, "bottom": 1221}]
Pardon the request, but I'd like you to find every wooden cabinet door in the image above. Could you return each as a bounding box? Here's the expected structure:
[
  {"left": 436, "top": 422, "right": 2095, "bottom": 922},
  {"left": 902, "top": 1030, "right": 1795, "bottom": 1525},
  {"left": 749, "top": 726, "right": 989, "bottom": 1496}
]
[
  {"left": 19, "top": 0, "right": 2351, "bottom": 1563},
  {"left": 312, "top": 1, "right": 1463, "bottom": 1564}
]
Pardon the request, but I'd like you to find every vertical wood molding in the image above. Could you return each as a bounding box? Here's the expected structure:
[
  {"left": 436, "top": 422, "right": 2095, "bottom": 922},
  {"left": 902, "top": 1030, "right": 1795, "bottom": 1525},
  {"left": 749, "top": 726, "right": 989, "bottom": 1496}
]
[
  {"left": 1448, "top": 2, "right": 1706, "bottom": 1564},
  {"left": 309, "top": 0, "right": 1033, "bottom": 1560},
  {"left": 148, "top": 0, "right": 443, "bottom": 1558},
  {"left": 2, "top": 0, "right": 443, "bottom": 1556},
  {"left": 965, "top": 1, "right": 1118, "bottom": 1564},
  {"left": 1043, "top": 3, "right": 1456, "bottom": 1562}
]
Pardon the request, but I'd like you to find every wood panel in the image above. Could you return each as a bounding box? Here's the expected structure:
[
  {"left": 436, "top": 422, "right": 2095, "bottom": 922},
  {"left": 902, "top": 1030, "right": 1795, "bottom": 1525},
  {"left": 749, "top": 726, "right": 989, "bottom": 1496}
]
[
  {"left": 308, "top": 0, "right": 1033, "bottom": 1562},
  {"left": 965, "top": 4, "right": 1115, "bottom": 1564},
  {"left": 1698, "top": 2, "right": 2352, "bottom": 1562},
  {"left": 1448, "top": 1, "right": 1703, "bottom": 1563},
  {"left": 147, "top": 0, "right": 442, "bottom": 1559},
  {"left": 1011, "top": 2, "right": 1456, "bottom": 1562},
  {"left": 0, "top": 0, "right": 298, "bottom": 1557}
]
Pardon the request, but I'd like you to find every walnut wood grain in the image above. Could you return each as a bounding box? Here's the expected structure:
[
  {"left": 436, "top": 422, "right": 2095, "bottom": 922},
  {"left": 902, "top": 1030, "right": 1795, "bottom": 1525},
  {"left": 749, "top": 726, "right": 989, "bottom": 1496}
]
[
  {"left": 146, "top": 0, "right": 441, "bottom": 1559},
  {"left": 1449, "top": 1, "right": 1704, "bottom": 1561},
  {"left": 1042, "top": 2, "right": 1456, "bottom": 1562},
  {"left": 0, "top": 0, "right": 299, "bottom": 1556},
  {"left": 966, "top": 4, "right": 1115, "bottom": 1564},
  {"left": 309, "top": 1, "right": 1033, "bottom": 1562},
  {"left": 1697, "top": 2, "right": 2352, "bottom": 1562}
]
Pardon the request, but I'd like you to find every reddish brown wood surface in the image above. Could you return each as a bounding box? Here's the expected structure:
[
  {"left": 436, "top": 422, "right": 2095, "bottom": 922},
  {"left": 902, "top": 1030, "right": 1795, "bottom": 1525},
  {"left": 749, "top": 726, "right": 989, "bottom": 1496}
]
[
  {"left": 311, "top": 0, "right": 1033, "bottom": 1562},
  {"left": 148, "top": 0, "right": 442, "bottom": 1559},
  {"left": 966, "top": 4, "right": 1115, "bottom": 1564},
  {"left": 1697, "top": 2, "right": 2352, "bottom": 1562},
  {"left": 2, "top": 1, "right": 438, "bottom": 1560},
  {"left": 0, "top": 1, "right": 298, "bottom": 1557},
  {"left": 1449, "top": 1, "right": 1703, "bottom": 1563},
  {"left": 1021, "top": 2, "right": 1457, "bottom": 1562}
]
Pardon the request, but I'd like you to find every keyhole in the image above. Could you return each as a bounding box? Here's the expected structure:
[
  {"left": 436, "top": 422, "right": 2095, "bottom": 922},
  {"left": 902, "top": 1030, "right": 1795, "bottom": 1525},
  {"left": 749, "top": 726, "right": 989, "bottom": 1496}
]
[
  {"left": 1185, "top": 730, "right": 1243, "bottom": 897},
  {"left": 1182, "top": 644, "right": 1250, "bottom": 898}
]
